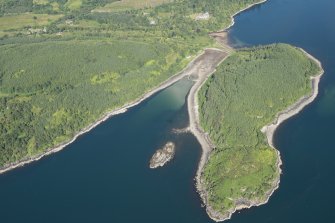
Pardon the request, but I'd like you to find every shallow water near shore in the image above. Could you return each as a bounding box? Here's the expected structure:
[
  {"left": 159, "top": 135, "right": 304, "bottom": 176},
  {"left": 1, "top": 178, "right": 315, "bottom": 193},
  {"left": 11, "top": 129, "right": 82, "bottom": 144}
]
[{"left": 1, "top": 0, "right": 335, "bottom": 222}]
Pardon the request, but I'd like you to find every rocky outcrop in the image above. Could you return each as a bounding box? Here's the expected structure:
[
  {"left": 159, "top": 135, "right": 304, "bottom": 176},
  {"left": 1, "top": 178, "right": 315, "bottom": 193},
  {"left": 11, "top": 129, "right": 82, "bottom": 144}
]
[{"left": 149, "top": 142, "right": 175, "bottom": 169}]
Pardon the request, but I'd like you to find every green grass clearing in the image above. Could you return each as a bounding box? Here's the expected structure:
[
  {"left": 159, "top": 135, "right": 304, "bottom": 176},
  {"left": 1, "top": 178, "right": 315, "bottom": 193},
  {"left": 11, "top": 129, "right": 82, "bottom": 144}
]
[
  {"left": 65, "top": 0, "right": 83, "bottom": 10},
  {"left": 93, "top": 0, "right": 174, "bottom": 12},
  {"left": 0, "top": 13, "right": 63, "bottom": 31}
]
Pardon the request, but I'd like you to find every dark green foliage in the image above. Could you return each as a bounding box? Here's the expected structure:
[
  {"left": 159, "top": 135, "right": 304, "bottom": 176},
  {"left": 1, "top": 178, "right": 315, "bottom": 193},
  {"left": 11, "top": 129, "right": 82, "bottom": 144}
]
[
  {"left": 0, "top": 0, "right": 33, "bottom": 15},
  {"left": 82, "top": 0, "right": 260, "bottom": 40},
  {"left": 0, "top": 39, "right": 188, "bottom": 166},
  {"left": 198, "top": 44, "right": 321, "bottom": 214},
  {"left": 0, "top": 0, "right": 269, "bottom": 172},
  {"left": 0, "top": 0, "right": 117, "bottom": 16}
]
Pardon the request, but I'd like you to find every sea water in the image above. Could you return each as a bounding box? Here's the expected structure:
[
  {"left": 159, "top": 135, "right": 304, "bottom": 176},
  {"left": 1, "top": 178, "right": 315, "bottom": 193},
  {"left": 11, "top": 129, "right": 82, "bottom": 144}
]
[{"left": 1, "top": 0, "right": 335, "bottom": 222}]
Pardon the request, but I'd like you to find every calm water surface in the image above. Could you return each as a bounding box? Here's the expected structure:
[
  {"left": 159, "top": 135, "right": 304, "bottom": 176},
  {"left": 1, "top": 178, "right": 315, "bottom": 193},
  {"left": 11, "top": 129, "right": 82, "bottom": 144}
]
[
  {"left": 228, "top": 0, "right": 335, "bottom": 222},
  {"left": 1, "top": 0, "right": 335, "bottom": 222}
]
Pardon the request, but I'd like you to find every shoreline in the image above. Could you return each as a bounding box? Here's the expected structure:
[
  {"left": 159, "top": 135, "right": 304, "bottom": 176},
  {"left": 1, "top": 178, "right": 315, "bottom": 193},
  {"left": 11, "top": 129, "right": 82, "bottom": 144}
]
[
  {"left": 261, "top": 48, "right": 324, "bottom": 148},
  {"left": 0, "top": 0, "right": 269, "bottom": 178},
  {"left": 188, "top": 49, "right": 229, "bottom": 184},
  {"left": 192, "top": 46, "right": 324, "bottom": 222},
  {"left": 0, "top": 49, "right": 208, "bottom": 175},
  {"left": 189, "top": 54, "right": 228, "bottom": 221},
  {"left": 189, "top": 0, "right": 276, "bottom": 221},
  {"left": 0, "top": 0, "right": 324, "bottom": 222},
  {"left": 220, "top": 0, "right": 268, "bottom": 32}
]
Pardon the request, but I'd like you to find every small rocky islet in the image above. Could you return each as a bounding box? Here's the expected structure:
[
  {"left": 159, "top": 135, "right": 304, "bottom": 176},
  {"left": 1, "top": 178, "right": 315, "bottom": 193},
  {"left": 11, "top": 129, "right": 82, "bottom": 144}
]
[{"left": 149, "top": 142, "right": 175, "bottom": 169}]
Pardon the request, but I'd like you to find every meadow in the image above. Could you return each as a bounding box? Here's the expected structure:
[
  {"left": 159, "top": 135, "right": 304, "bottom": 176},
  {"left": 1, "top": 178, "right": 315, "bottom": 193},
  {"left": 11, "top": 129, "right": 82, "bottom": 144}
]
[
  {"left": 64, "top": 0, "right": 83, "bottom": 10},
  {"left": 0, "top": 13, "right": 63, "bottom": 31},
  {"left": 93, "top": 0, "right": 174, "bottom": 12}
]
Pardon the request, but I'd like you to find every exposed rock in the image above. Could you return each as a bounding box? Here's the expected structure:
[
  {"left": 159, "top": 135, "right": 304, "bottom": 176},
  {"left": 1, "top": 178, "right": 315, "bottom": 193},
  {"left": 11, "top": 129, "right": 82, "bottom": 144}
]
[
  {"left": 195, "top": 12, "right": 210, "bottom": 21},
  {"left": 171, "top": 127, "right": 190, "bottom": 134},
  {"left": 65, "top": 20, "right": 74, "bottom": 25},
  {"left": 149, "top": 142, "right": 175, "bottom": 168},
  {"left": 149, "top": 19, "right": 156, "bottom": 25}
]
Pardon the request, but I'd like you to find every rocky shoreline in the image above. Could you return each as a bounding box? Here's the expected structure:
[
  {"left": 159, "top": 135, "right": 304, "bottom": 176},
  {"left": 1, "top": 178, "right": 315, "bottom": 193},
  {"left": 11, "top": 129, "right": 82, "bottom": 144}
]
[
  {"left": 192, "top": 48, "right": 324, "bottom": 222},
  {"left": 186, "top": 49, "right": 231, "bottom": 221},
  {"left": 0, "top": 1, "right": 324, "bottom": 222},
  {"left": 189, "top": 2, "right": 326, "bottom": 221},
  {"left": 0, "top": 43, "right": 234, "bottom": 175},
  {"left": 224, "top": 0, "right": 268, "bottom": 32},
  {"left": 0, "top": 47, "right": 212, "bottom": 175}
]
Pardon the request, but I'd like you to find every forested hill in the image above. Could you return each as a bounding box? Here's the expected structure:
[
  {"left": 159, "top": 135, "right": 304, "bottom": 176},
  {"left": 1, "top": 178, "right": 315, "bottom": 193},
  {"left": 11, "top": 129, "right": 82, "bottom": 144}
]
[{"left": 198, "top": 44, "right": 321, "bottom": 218}]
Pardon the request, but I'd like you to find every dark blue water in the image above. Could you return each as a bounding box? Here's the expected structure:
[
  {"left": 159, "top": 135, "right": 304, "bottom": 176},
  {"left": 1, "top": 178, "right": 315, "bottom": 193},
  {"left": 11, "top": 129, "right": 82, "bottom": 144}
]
[
  {"left": 227, "top": 0, "right": 335, "bottom": 222},
  {"left": 1, "top": 0, "right": 334, "bottom": 222},
  {"left": 0, "top": 79, "right": 210, "bottom": 222}
]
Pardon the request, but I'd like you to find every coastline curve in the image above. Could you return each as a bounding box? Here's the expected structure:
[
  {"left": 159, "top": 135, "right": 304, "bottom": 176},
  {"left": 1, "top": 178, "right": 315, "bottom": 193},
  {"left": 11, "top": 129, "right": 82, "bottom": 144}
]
[
  {"left": 0, "top": 49, "right": 208, "bottom": 175},
  {"left": 192, "top": 48, "right": 324, "bottom": 222}
]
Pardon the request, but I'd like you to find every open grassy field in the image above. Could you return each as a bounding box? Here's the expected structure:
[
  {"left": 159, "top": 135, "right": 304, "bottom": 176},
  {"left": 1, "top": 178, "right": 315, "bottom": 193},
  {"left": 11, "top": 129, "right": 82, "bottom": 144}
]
[
  {"left": 93, "top": 0, "right": 174, "bottom": 12},
  {"left": 32, "top": 0, "right": 60, "bottom": 11},
  {"left": 65, "top": 0, "right": 83, "bottom": 10},
  {"left": 0, "top": 39, "right": 192, "bottom": 166},
  {"left": 198, "top": 44, "right": 321, "bottom": 216},
  {"left": 33, "top": 0, "right": 49, "bottom": 5},
  {"left": 0, "top": 13, "right": 63, "bottom": 31}
]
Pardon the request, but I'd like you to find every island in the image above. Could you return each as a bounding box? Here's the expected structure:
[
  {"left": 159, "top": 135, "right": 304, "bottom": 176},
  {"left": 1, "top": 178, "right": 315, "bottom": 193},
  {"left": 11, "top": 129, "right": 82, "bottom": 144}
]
[{"left": 149, "top": 142, "right": 175, "bottom": 169}]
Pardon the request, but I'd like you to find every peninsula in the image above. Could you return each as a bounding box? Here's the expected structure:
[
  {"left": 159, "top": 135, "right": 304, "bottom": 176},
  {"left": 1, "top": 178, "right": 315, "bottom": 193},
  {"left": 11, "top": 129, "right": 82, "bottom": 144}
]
[
  {"left": 0, "top": 0, "right": 266, "bottom": 173},
  {"left": 194, "top": 44, "right": 323, "bottom": 221}
]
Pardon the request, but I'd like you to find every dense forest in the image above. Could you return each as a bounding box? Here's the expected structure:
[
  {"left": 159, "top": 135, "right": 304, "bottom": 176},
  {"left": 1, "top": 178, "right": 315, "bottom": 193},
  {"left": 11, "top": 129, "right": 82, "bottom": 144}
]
[
  {"left": 198, "top": 44, "right": 321, "bottom": 215},
  {"left": 0, "top": 0, "right": 262, "bottom": 167},
  {"left": 0, "top": 40, "right": 191, "bottom": 165}
]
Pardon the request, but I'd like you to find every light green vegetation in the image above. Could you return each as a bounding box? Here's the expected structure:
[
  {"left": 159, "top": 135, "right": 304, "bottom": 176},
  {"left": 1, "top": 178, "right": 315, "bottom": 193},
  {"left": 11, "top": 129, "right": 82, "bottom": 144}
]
[
  {"left": 33, "top": 0, "right": 60, "bottom": 11},
  {"left": 50, "top": 2, "right": 60, "bottom": 11},
  {"left": 198, "top": 44, "right": 321, "bottom": 216},
  {"left": 0, "top": 13, "right": 63, "bottom": 31},
  {"left": 0, "top": 0, "right": 324, "bottom": 220},
  {"left": 65, "top": 0, "right": 83, "bottom": 10},
  {"left": 0, "top": 0, "right": 263, "bottom": 40},
  {"left": 0, "top": 39, "right": 192, "bottom": 165},
  {"left": 0, "top": 0, "right": 267, "bottom": 174},
  {"left": 93, "top": 0, "right": 174, "bottom": 12},
  {"left": 33, "top": 0, "right": 49, "bottom": 5}
]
